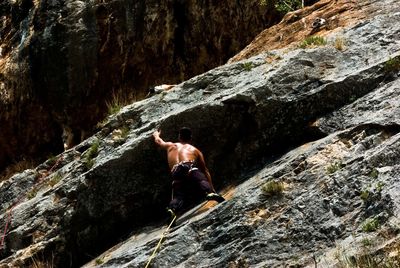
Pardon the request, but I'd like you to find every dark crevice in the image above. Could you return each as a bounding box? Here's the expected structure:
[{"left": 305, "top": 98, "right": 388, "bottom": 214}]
[
  {"left": 231, "top": 118, "right": 328, "bottom": 185},
  {"left": 338, "top": 123, "right": 400, "bottom": 139},
  {"left": 63, "top": 193, "right": 168, "bottom": 267}
]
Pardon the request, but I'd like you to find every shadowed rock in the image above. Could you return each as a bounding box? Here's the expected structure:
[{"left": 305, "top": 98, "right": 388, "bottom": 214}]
[{"left": 0, "top": 0, "right": 281, "bottom": 173}]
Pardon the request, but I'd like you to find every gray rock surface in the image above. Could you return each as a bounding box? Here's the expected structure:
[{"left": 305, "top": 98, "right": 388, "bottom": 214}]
[
  {"left": 0, "top": 0, "right": 278, "bottom": 170},
  {"left": 1, "top": 0, "right": 400, "bottom": 267}
]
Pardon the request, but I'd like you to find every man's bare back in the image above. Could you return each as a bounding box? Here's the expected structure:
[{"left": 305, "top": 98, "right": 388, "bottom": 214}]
[
  {"left": 153, "top": 129, "right": 214, "bottom": 190},
  {"left": 167, "top": 143, "right": 198, "bottom": 170}
]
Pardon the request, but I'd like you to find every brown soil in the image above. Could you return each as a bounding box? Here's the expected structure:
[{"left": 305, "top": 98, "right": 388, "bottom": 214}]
[{"left": 229, "top": 0, "right": 378, "bottom": 62}]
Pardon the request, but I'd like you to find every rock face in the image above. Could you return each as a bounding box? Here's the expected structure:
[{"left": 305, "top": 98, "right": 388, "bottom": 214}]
[
  {"left": 0, "top": 0, "right": 279, "bottom": 172},
  {"left": 1, "top": 0, "right": 400, "bottom": 267}
]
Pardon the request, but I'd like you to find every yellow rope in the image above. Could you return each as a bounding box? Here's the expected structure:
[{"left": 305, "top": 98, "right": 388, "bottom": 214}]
[{"left": 144, "top": 214, "right": 177, "bottom": 268}]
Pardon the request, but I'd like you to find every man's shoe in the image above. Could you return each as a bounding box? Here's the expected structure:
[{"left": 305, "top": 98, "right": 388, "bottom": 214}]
[
  {"left": 206, "top": 193, "right": 225, "bottom": 203},
  {"left": 166, "top": 208, "right": 177, "bottom": 227}
]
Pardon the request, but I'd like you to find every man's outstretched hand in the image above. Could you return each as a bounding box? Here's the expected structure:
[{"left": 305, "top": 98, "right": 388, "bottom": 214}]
[{"left": 153, "top": 129, "right": 161, "bottom": 139}]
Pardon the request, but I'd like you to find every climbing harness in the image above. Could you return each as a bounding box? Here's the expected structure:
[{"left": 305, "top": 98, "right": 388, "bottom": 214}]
[
  {"left": 0, "top": 156, "right": 63, "bottom": 250},
  {"left": 144, "top": 214, "right": 177, "bottom": 268}
]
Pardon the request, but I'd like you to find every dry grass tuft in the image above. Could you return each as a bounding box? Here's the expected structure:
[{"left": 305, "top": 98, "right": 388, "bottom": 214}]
[
  {"left": 0, "top": 158, "right": 36, "bottom": 182},
  {"left": 334, "top": 37, "right": 346, "bottom": 51}
]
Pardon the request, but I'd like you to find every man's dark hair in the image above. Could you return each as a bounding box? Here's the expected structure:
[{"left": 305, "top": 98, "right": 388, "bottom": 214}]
[{"left": 179, "top": 127, "right": 192, "bottom": 142}]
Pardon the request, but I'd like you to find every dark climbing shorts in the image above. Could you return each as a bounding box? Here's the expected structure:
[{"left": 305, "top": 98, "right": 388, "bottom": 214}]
[{"left": 168, "top": 161, "right": 214, "bottom": 212}]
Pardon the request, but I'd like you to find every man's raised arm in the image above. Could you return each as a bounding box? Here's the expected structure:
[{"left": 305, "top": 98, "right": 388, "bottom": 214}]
[{"left": 153, "top": 130, "right": 174, "bottom": 149}]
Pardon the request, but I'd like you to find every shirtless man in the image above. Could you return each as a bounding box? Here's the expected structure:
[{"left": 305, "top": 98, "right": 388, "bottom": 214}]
[{"left": 153, "top": 127, "right": 225, "bottom": 222}]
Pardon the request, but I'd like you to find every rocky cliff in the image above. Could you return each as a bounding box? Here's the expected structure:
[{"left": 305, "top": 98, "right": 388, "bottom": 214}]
[
  {"left": 1, "top": 0, "right": 400, "bottom": 267},
  {"left": 0, "top": 0, "right": 282, "bottom": 174}
]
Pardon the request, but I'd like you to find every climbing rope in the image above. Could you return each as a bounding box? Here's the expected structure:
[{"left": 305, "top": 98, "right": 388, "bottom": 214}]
[
  {"left": 144, "top": 214, "right": 177, "bottom": 268},
  {"left": 0, "top": 156, "right": 63, "bottom": 250}
]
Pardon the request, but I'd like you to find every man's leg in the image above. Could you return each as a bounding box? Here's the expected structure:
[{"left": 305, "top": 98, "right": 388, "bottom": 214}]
[
  {"left": 167, "top": 181, "right": 186, "bottom": 226},
  {"left": 190, "top": 170, "right": 225, "bottom": 203}
]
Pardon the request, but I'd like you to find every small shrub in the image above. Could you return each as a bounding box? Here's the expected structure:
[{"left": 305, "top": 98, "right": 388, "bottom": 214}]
[
  {"left": 106, "top": 93, "right": 129, "bottom": 115},
  {"left": 349, "top": 95, "right": 357, "bottom": 102},
  {"left": 120, "top": 126, "right": 130, "bottom": 139},
  {"left": 242, "top": 62, "right": 253, "bottom": 71},
  {"left": 85, "top": 140, "right": 99, "bottom": 159},
  {"left": 360, "top": 190, "right": 370, "bottom": 202},
  {"left": 361, "top": 181, "right": 385, "bottom": 204},
  {"left": 326, "top": 161, "right": 344, "bottom": 174},
  {"left": 96, "top": 118, "right": 109, "bottom": 129},
  {"left": 84, "top": 159, "right": 95, "bottom": 170},
  {"left": 261, "top": 180, "right": 284, "bottom": 197},
  {"left": 334, "top": 37, "right": 346, "bottom": 51},
  {"left": 48, "top": 173, "right": 62, "bottom": 187},
  {"left": 265, "top": 54, "right": 282, "bottom": 64},
  {"left": 384, "top": 57, "right": 400, "bottom": 72},
  {"left": 361, "top": 238, "right": 373, "bottom": 247},
  {"left": 95, "top": 258, "right": 104, "bottom": 265},
  {"left": 335, "top": 242, "right": 400, "bottom": 268},
  {"left": 27, "top": 188, "right": 38, "bottom": 199},
  {"left": 299, "top": 36, "right": 327, "bottom": 49},
  {"left": 260, "top": 0, "right": 303, "bottom": 13},
  {"left": 376, "top": 181, "right": 385, "bottom": 192},
  {"left": 83, "top": 140, "right": 100, "bottom": 170},
  {"left": 0, "top": 158, "right": 36, "bottom": 182},
  {"left": 107, "top": 101, "right": 122, "bottom": 115},
  {"left": 30, "top": 254, "right": 55, "bottom": 268},
  {"left": 369, "top": 168, "right": 379, "bottom": 179},
  {"left": 47, "top": 156, "right": 57, "bottom": 166},
  {"left": 362, "top": 218, "right": 380, "bottom": 232},
  {"left": 259, "top": 0, "right": 267, "bottom": 6}
]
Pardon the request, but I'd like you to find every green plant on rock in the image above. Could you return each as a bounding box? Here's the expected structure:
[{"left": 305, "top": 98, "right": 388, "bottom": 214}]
[
  {"left": 47, "top": 155, "right": 57, "bottom": 166},
  {"left": 362, "top": 218, "right": 380, "bottom": 232},
  {"left": 369, "top": 168, "right": 379, "bottom": 179},
  {"left": 106, "top": 93, "right": 129, "bottom": 115},
  {"left": 361, "top": 181, "right": 385, "bottom": 204},
  {"left": 27, "top": 188, "right": 38, "bottom": 200},
  {"left": 360, "top": 189, "right": 370, "bottom": 202},
  {"left": 361, "top": 237, "right": 374, "bottom": 247},
  {"left": 259, "top": 0, "right": 303, "bottom": 13},
  {"left": 337, "top": 251, "right": 386, "bottom": 268},
  {"left": 376, "top": 181, "right": 385, "bottom": 192},
  {"left": 95, "top": 257, "right": 104, "bottom": 265},
  {"left": 85, "top": 159, "right": 95, "bottom": 170},
  {"left": 335, "top": 241, "right": 400, "bottom": 268},
  {"left": 384, "top": 57, "right": 400, "bottom": 72},
  {"left": 106, "top": 101, "right": 122, "bottom": 115},
  {"left": 242, "top": 62, "right": 253, "bottom": 71},
  {"left": 326, "top": 161, "right": 344, "bottom": 174},
  {"left": 83, "top": 140, "right": 100, "bottom": 170},
  {"left": 299, "top": 36, "right": 327, "bottom": 49},
  {"left": 261, "top": 180, "right": 284, "bottom": 197},
  {"left": 48, "top": 173, "right": 63, "bottom": 187},
  {"left": 120, "top": 126, "right": 130, "bottom": 139}
]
